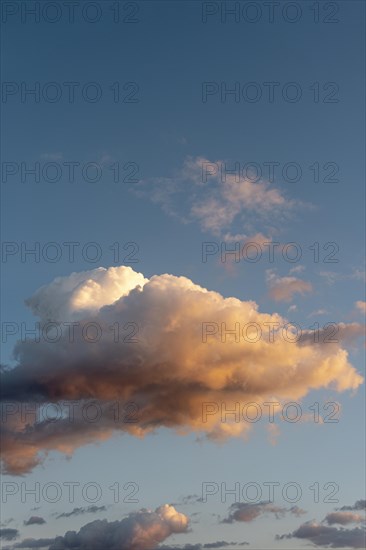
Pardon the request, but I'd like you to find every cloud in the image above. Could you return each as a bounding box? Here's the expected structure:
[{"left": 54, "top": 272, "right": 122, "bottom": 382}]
[
  {"left": 24, "top": 516, "right": 46, "bottom": 526},
  {"left": 12, "top": 505, "right": 188, "bottom": 550},
  {"left": 0, "top": 519, "right": 14, "bottom": 527},
  {"left": 266, "top": 423, "right": 281, "bottom": 445},
  {"left": 134, "top": 156, "right": 295, "bottom": 238},
  {"left": 55, "top": 506, "right": 107, "bottom": 519},
  {"left": 1, "top": 266, "right": 364, "bottom": 474},
  {"left": 339, "top": 500, "right": 366, "bottom": 511},
  {"left": 222, "top": 502, "right": 306, "bottom": 523},
  {"left": 319, "top": 269, "right": 366, "bottom": 286},
  {"left": 277, "top": 504, "right": 366, "bottom": 548},
  {"left": 308, "top": 309, "right": 329, "bottom": 318},
  {"left": 0, "top": 529, "right": 19, "bottom": 541},
  {"left": 277, "top": 521, "right": 366, "bottom": 548},
  {"left": 25, "top": 265, "right": 147, "bottom": 323},
  {"left": 13, "top": 539, "right": 59, "bottom": 548},
  {"left": 324, "top": 512, "right": 365, "bottom": 526},
  {"left": 266, "top": 270, "right": 312, "bottom": 302},
  {"left": 159, "top": 543, "right": 249, "bottom": 550},
  {"left": 355, "top": 301, "right": 366, "bottom": 314},
  {"left": 289, "top": 265, "right": 305, "bottom": 274},
  {"left": 173, "top": 495, "right": 202, "bottom": 506},
  {"left": 202, "top": 543, "right": 246, "bottom": 549}
]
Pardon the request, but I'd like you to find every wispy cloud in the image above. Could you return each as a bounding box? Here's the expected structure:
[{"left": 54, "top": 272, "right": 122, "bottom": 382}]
[
  {"left": 266, "top": 269, "right": 313, "bottom": 302},
  {"left": 55, "top": 506, "right": 107, "bottom": 520},
  {"left": 222, "top": 501, "right": 306, "bottom": 523},
  {"left": 134, "top": 156, "right": 297, "bottom": 239}
]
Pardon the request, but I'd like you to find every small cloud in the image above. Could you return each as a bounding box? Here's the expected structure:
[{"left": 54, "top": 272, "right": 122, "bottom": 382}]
[
  {"left": 11, "top": 537, "right": 55, "bottom": 548},
  {"left": 355, "top": 301, "right": 366, "bottom": 314},
  {"left": 339, "top": 500, "right": 366, "bottom": 512},
  {"left": 55, "top": 505, "right": 107, "bottom": 519},
  {"left": 267, "top": 423, "right": 280, "bottom": 446},
  {"left": 320, "top": 270, "right": 366, "bottom": 286},
  {"left": 319, "top": 270, "right": 339, "bottom": 285},
  {"left": 98, "top": 153, "right": 114, "bottom": 166},
  {"left": 134, "top": 156, "right": 297, "bottom": 239},
  {"left": 174, "top": 495, "right": 202, "bottom": 506},
  {"left": 308, "top": 309, "right": 329, "bottom": 318},
  {"left": 0, "top": 519, "right": 14, "bottom": 528},
  {"left": 289, "top": 506, "right": 308, "bottom": 517},
  {"left": 324, "top": 511, "right": 365, "bottom": 525},
  {"left": 0, "top": 528, "right": 19, "bottom": 541},
  {"left": 222, "top": 501, "right": 306, "bottom": 523},
  {"left": 266, "top": 269, "right": 312, "bottom": 302},
  {"left": 352, "top": 269, "right": 366, "bottom": 283},
  {"left": 24, "top": 516, "right": 46, "bottom": 526},
  {"left": 277, "top": 520, "right": 366, "bottom": 548},
  {"left": 289, "top": 265, "right": 305, "bottom": 274}
]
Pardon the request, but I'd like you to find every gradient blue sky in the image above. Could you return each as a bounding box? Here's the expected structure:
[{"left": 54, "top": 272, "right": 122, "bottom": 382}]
[{"left": 1, "top": 1, "right": 365, "bottom": 549}]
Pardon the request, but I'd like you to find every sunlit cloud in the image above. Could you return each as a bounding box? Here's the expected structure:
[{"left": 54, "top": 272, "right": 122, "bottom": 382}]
[
  {"left": 266, "top": 269, "right": 313, "bottom": 302},
  {"left": 7, "top": 506, "right": 188, "bottom": 550},
  {"left": 134, "top": 156, "right": 296, "bottom": 239},
  {"left": 1, "top": 266, "right": 363, "bottom": 474}
]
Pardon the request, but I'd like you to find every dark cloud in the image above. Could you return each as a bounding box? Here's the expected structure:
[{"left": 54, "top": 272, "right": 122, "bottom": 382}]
[
  {"left": 0, "top": 519, "right": 14, "bottom": 527},
  {"left": 277, "top": 521, "right": 366, "bottom": 548},
  {"left": 159, "top": 543, "right": 249, "bottom": 550},
  {"left": 203, "top": 542, "right": 249, "bottom": 548},
  {"left": 0, "top": 528, "right": 19, "bottom": 541},
  {"left": 339, "top": 500, "right": 366, "bottom": 512},
  {"left": 55, "top": 506, "right": 107, "bottom": 519},
  {"left": 171, "top": 495, "right": 203, "bottom": 507},
  {"left": 14, "top": 539, "right": 55, "bottom": 548},
  {"left": 24, "top": 516, "right": 46, "bottom": 526},
  {"left": 222, "top": 501, "right": 306, "bottom": 523}
]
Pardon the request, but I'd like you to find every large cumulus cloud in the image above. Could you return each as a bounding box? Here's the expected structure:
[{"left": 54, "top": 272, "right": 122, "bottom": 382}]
[
  {"left": 1, "top": 266, "right": 364, "bottom": 474},
  {"left": 9, "top": 505, "right": 188, "bottom": 550}
]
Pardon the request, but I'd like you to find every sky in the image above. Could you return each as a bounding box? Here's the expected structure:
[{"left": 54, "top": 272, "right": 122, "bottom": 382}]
[{"left": 0, "top": 1, "right": 365, "bottom": 549}]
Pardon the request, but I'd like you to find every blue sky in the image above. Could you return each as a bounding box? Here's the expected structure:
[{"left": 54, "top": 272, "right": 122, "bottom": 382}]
[{"left": 1, "top": 1, "right": 365, "bottom": 549}]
